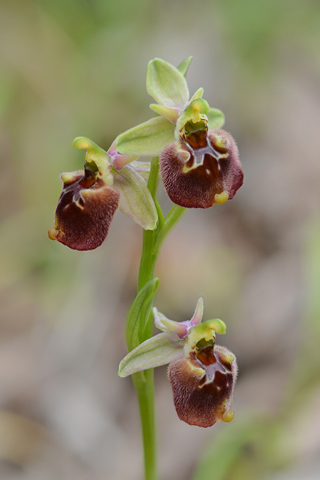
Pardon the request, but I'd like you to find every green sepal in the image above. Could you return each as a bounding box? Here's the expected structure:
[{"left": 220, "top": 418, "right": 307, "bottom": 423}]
[
  {"left": 118, "top": 332, "right": 184, "bottom": 377},
  {"left": 116, "top": 117, "right": 175, "bottom": 156},
  {"left": 146, "top": 58, "right": 189, "bottom": 108},
  {"left": 177, "top": 56, "right": 193, "bottom": 77},
  {"left": 112, "top": 165, "right": 158, "bottom": 230},
  {"left": 207, "top": 107, "right": 225, "bottom": 129},
  {"left": 126, "top": 278, "right": 160, "bottom": 351}
]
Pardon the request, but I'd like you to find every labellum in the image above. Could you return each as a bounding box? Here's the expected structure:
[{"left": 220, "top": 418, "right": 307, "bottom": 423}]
[
  {"left": 48, "top": 164, "right": 120, "bottom": 251},
  {"left": 160, "top": 125, "right": 243, "bottom": 208},
  {"left": 168, "top": 341, "right": 237, "bottom": 427}
]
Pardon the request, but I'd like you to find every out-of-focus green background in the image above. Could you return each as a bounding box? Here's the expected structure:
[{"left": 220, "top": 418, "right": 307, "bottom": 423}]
[{"left": 1, "top": 0, "right": 320, "bottom": 479}]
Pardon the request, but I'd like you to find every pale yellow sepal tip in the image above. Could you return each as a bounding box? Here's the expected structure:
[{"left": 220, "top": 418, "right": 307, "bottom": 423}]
[
  {"left": 214, "top": 191, "right": 229, "bottom": 205},
  {"left": 48, "top": 227, "right": 58, "bottom": 241},
  {"left": 222, "top": 410, "right": 234, "bottom": 423}
]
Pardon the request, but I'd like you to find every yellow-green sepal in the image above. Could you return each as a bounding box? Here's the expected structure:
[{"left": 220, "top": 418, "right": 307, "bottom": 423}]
[
  {"left": 116, "top": 117, "right": 175, "bottom": 156},
  {"left": 118, "top": 332, "right": 184, "bottom": 377},
  {"left": 146, "top": 58, "right": 189, "bottom": 108},
  {"left": 112, "top": 165, "right": 158, "bottom": 230}
]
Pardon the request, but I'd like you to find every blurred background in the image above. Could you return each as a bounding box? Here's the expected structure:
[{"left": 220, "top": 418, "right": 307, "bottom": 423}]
[{"left": 1, "top": 0, "right": 320, "bottom": 479}]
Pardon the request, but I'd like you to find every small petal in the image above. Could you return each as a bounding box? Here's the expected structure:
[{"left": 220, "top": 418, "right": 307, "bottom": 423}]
[
  {"left": 48, "top": 169, "right": 120, "bottom": 251},
  {"left": 190, "top": 297, "right": 204, "bottom": 325},
  {"left": 108, "top": 138, "right": 139, "bottom": 170},
  {"left": 149, "top": 104, "right": 180, "bottom": 123},
  {"left": 169, "top": 345, "right": 237, "bottom": 427},
  {"left": 153, "top": 307, "right": 188, "bottom": 338},
  {"left": 116, "top": 117, "right": 175, "bottom": 156},
  {"left": 160, "top": 129, "right": 243, "bottom": 208},
  {"left": 146, "top": 58, "right": 189, "bottom": 108},
  {"left": 118, "top": 332, "right": 184, "bottom": 377},
  {"left": 112, "top": 153, "right": 139, "bottom": 170},
  {"left": 112, "top": 165, "right": 158, "bottom": 230}
]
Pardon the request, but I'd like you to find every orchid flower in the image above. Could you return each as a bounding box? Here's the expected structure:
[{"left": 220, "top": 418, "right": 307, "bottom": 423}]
[
  {"left": 48, "top": 137, "right": 157, "bottom": 251},
  {"left": 114, "top": 57, "right": 243, "bottom": 208},
  {"left": 118, "top": 298, "right": 237, "bottom": 428}
]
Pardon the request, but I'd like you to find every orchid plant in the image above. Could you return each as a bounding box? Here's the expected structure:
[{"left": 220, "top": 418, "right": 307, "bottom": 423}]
[{"left": 48, "top": 57, "right": 243, "bottom": 480}]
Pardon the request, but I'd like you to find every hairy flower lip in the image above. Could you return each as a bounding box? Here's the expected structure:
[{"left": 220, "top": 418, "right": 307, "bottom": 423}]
[
  {"left": 49, "top": 169, "right": 120, "bottom": 251},
  {"left": 49, "top": 136, "right": 159, "bottom": 251},
  {"left": 118, "top": 298, "right": 236, "bottom": 428},
  {"left": 169, "top": 344, "right": 237, "bottom": 427},
  {"left": 160, "top": 128, "right": 243, "bottom": 209}
]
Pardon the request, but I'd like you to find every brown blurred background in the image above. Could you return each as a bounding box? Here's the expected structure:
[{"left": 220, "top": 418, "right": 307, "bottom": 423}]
[{"left": 1, "top": 0, "right": 320, "bottom": 479}]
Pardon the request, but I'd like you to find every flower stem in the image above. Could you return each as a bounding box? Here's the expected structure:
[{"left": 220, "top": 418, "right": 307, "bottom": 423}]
[
  {"left": 127, "top": 156, "right": 186, "bottom": 480},
  {"left": 133, "top": 369, "right": 157, "bottom": 480}
]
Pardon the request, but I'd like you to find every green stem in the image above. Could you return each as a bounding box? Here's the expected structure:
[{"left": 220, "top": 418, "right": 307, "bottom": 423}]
[
  {"left": 155, "top": 204, "right": 186, "bottom": 252},
  {"left": 127, "top": 156, "right": 186, "bottom": 480},
  {"left": 133, "top": 369, "right": 157, "bottom": 480},
  {"left": 137, "top": 157, "right": 162, "bottom": 292}
]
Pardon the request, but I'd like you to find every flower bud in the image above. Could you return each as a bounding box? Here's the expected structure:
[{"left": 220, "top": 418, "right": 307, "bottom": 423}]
[
  {"left": 160, "top": 128, "right": 243, "bottom": 208},
  {"left": 48, "top": 165, "right": 120, "bottom": 251},
  {"left": 168, "top": 343, "right": 237, "bottom": 427}
]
